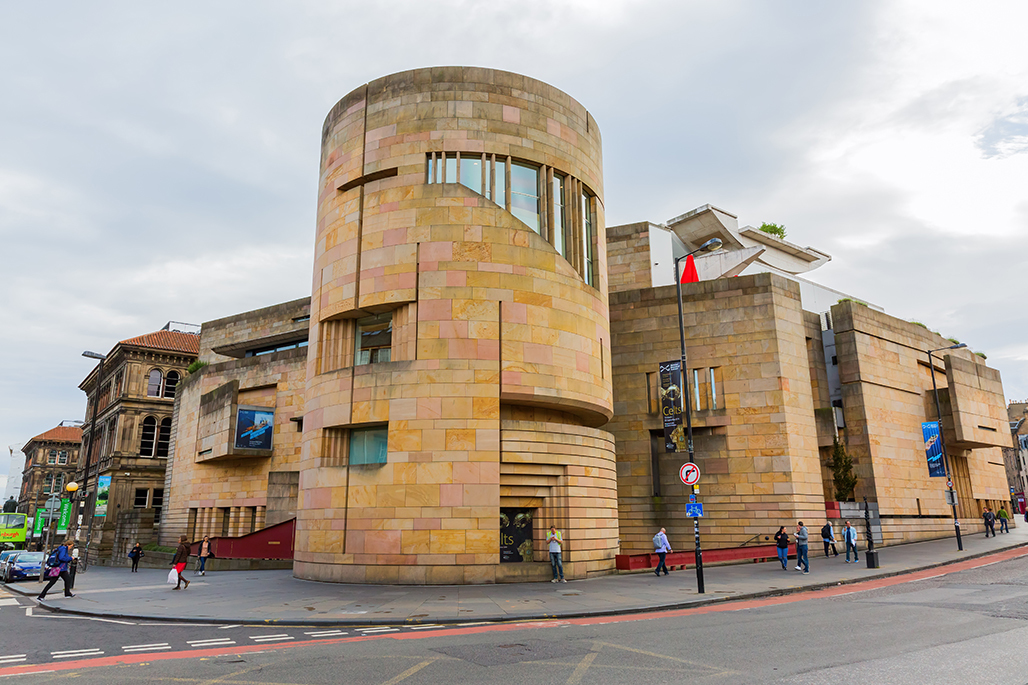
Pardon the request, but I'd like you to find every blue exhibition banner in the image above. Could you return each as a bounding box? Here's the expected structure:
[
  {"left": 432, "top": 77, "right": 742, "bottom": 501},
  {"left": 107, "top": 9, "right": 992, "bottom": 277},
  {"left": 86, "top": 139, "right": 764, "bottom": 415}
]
[{"left": 922, "top": 421, "right": 946, "bottom": 477}]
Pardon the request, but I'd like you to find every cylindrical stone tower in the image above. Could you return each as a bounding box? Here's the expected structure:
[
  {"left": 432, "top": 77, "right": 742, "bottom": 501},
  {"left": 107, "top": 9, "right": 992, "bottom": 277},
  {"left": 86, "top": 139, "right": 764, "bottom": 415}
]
[{"left": 295, "top": 67, "right": 616, "bottom": 584}]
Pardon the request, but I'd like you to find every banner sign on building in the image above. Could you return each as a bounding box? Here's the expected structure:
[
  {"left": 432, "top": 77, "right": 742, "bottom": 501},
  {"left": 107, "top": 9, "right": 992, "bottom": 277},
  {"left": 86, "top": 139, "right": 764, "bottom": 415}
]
[
  {"left": 33, "top": 514, "right": 44, "bottom": 537},
  {"left": 95, "top": 475, "right": 112, "bottom": 517},
  {"left": 922, "top": 421, "right": 946, "bottom": 478},
  {"left": 235, "top": 407, "right": 275, "bottom": 451},
  {"left": 56, "top": 499, "right": 72, "bottom": 535},
  {"left": 660, "top": 360, "right": 685, "bottom": 452},
  {"left": 499, "top": 508, "right": 534, "bottom": 562}
]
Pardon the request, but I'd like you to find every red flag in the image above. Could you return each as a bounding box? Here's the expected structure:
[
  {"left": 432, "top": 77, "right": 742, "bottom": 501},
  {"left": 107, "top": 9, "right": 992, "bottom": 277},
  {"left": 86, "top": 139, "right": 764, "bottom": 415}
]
[{"left": 680, "top": 254, "right": 699, "bottom": 284}]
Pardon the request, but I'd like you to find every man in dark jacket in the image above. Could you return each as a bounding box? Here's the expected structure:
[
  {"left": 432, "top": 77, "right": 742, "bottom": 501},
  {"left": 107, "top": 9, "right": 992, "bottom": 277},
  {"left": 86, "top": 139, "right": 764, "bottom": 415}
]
[
  {"left": 37, "top": 540, "right": 75, "bottom": 600},
  {"left": 983, "top": 508, "right": 996, "bottom": 537}
]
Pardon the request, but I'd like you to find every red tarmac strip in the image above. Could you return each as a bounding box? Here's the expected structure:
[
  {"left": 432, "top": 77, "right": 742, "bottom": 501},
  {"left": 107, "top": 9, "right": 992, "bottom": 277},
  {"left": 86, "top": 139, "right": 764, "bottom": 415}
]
[{"left": 2, "top": 544, "right": 1025, "bottom": 677}]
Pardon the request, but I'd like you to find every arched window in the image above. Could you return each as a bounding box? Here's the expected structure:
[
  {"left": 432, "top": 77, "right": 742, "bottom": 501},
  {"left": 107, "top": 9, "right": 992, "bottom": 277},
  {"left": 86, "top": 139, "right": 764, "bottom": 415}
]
[
  {"left": 156, "top": 418, "right": 172, "bottom": 458},
  {"left": 146, "top": 369, "right": 163, "bottom": 397},
  {"left": 140, "top": 416, "right": 157, "bottom": 457},
  {"left": 163, "top": 371, "right": 180, "bottom": 399}
]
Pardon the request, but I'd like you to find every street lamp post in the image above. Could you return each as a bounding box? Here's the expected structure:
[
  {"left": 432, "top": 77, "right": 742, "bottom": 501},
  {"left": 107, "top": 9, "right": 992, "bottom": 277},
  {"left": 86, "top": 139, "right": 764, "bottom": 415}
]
[
  {"left": 928, "top": 342, "right": 966, "bottom": 551},
  {"left": 672, "top": 237, "right": 723, "bottom": 595},
  {"left": 80, "top": 350, "right": 107, "bottom": 570}
]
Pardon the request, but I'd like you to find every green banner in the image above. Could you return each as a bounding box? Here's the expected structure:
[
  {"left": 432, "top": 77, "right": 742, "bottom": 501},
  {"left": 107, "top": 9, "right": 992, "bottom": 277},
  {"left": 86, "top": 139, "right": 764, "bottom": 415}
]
[
  {"left": 33, "top": 514, "right": 45, "bottom": 537},
  {"left": 56, "top": 500, "right": 72, "bottom": 535}
]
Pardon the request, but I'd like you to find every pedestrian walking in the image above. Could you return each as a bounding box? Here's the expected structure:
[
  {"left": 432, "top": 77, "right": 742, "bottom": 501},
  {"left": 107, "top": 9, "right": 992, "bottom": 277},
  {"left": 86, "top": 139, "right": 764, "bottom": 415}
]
[
  {"left": 128, "top": 542, "right": 144, "bottom": 572},
  {"left": 821, "top": 520, "right": 839, "bottom": 557},
  {"left": 774, "top": 526, "right": 790, "bottom": 570},
  {"left": 794, "top": 521, "right": 809, "bottom": 574},
  {"left": 171, "top": 534, "right": 191, "bottom": 590},
  {"left": 653, "top": 527, "right": 671, "bottom": 576},
  {"left": 37, "top": 540, "right": 75, "bottom": 600},
  {"left": 998, "top": 507, "right": 1010, "bottom": 534},
  {"left": 983, "top": 507, "right": 996, "bottom": 537},
  {"left": 197, "top": 535, "right": 212, "bottom": 576},
  {"left": 842, "top": 520, "right": 859, "bottom": 562},
  {"left": 547, "top": 525, "right": 566, "bottom": 583}
]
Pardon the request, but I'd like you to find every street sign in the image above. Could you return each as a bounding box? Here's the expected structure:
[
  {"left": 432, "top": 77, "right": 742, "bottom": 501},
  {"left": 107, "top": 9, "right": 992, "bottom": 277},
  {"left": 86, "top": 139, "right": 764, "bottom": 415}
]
[
  {"left": 44, "top": 496, "right": 61, "bottom": 511},
  {"left": 686, "top": 503, "right": 704, "bottom": 517},
  {"left": 946, "top": 480, "right": 953, "bottom": 489},
  {"left": 689, "top": 495, "right": 696, "bottom": 503},
  {"left": 945, "top": 490, "right": 958, "bottom": 507},
  {"left": 679, "top": 462, "right": 701, "bottom": 486}
]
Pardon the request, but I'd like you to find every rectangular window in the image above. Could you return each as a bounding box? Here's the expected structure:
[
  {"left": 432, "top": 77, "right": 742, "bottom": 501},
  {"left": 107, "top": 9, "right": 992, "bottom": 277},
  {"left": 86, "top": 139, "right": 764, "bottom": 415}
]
[
  {"left": 710, "top": 367, "right": 719, "bottom": 410},
  {"left": 58, "top": 450, "right": 68, "bottom": 465},
  {"left": 552, "top": 174, "right": 566, "bottom": 258},
  {"left": 494, "top": 156, "right": 506, "bottom": 207},
  {"left": 47, "top": 450, "right": 57, "bottom": 465},
  {"left": 355, "top": 313, "right": 392, "bottom": 365},
  {"left": 693, "top": 369, "right": 701, "bottom": 411},
  {"left": 460, "top": 154, "right": 483, "bottom": 195},
  {"left": 510, "top": 162, "right": 540, "bottom": 233},
  {"left": 134, "top": 489, "right": 149, "bottom": 508},
  {"left": 350, "top": 427, "right": 388, "bottom": 466},
  {"left": 582, "top": 191, "right": 596, "bottom": 287},
  {"left": 445, "top": 154, "right": 457, "bottom": 183},
  {"left": 152, "top": 489, "right": 164, "bottom": 524}
]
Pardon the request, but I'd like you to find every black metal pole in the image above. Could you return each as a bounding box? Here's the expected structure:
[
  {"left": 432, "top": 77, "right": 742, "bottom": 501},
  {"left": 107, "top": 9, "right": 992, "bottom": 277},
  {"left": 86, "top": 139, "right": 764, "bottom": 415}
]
[
  {"left": 81, "top": 355, "right": 106, "bottom": 570},
  {"left": 674, "top": 254, "right": 703, "bottom": 594},
  {"left": 929, "top": 350, "right": 963, "bottom": 551}
]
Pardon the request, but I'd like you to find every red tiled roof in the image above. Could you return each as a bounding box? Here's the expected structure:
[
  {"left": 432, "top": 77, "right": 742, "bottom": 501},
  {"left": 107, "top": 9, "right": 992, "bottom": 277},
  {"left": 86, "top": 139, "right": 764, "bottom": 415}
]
[
  {"left": 119, "top": 330, "right": 200, "bottom": 355},
  {"left": 25, "top": 425, "right": 82, "bottom": 447}
]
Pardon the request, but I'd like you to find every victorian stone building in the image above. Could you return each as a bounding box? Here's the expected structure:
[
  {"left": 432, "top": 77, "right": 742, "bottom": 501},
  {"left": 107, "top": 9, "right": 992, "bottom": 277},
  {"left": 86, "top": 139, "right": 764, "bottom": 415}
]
[
  {"left": 76, "top": 324, "right": 199, "bottom": 562},
  {"left": 18, "top": 424, "right": 82, "bottom": 544}
]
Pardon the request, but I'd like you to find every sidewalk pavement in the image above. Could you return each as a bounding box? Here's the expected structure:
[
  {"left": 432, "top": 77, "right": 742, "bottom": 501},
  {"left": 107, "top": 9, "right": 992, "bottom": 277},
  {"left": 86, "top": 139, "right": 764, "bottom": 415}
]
[{"left": 7, "top": 524, "right": 1026, "bottom": 626}]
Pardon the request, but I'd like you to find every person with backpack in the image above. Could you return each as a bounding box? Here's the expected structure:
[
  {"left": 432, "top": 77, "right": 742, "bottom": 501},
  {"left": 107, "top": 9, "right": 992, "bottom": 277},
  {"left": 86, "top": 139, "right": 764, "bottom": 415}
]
[
  {"left": 997, "top": 507, "right": 1010, "bottom": 534},
  {"left": 821, "top": 521, "right": 839, "bottom": 558},
  {"left": 842, "top": 520, "right": 859, "bottom": 562},
  {"left": 653, "top": 528, "right": 672, "bottom": 576},
  {"left": 37, "top": 540, "right": 75, "bottom": 600},
  {"left": 128, "top": 542, "right": 144, "bottom": 572},
  {"left": 983, "top": 507, "right": 996, "bottom": 537},
  {"left": 774, "top": 526, "right": 790, "bottom": 570}
]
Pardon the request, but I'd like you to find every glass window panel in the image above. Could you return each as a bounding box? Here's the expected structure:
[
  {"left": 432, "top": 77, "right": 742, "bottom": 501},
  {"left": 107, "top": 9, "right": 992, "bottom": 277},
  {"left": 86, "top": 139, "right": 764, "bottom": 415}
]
[
  {"left": 460, "top": 155, "right": 482, "bottom": 195},
  {"left": 693, "top": 369, "right": 700, "bottom": 410},
  {"left": 134, "top": 489, "right": 149, "bottom": 507},
  {"left": 510, "top": 162, "right": 540, "bottom": 233},
  {"left": 140, "top": 417, "right": 157, "bottom": 457},
  {"left": 710, "top": 368, "right": 718, "bottom": 410},
  {"left": 350, "top": 427, "right": 388, "bottom": 465},
  {"left": 426, "top": 155, "right": 434, "bottom": 184},
  {"left": 552, "top": 175, "right": 565, "bottom": 257},
  {"left": 147, "top": 370, "right": 163, "bottom": 397},
  {"left": 156, "top": 418, "right": 172, "bottom": 458},
  {"left": 582, "top": 191, "right": 595, "bottom": 287},
  {"left": 47, "top": 450, "right": 57, "bottom": 465},
  {"left": 164, "top": 371, "right": 179, "bottom": 399},
  {"left": 355, "top": 313, "right": 393, "bottom": 366},
  {"left": 444, "top": 154, "right": 457, "bottom": 183}
]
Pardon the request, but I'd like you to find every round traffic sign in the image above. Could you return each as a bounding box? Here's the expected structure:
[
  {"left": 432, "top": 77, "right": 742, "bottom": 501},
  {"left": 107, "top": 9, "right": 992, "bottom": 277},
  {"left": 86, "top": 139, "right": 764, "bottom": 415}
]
[{"left": 679, "top": 462, "right": 701, "bottom": 485}]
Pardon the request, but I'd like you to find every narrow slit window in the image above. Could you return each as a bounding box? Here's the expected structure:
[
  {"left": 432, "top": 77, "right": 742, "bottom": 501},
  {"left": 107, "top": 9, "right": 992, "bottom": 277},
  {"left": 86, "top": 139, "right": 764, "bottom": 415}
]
[
  {"left": 552, "top": 174, "right": 566, "bottom": 257},
  {"left": 510, "top": 162, "right": 540, "bottom": 233},
  {"left": 582, "top": 191, "right": 596, "bottom": 286},
  {"left": 710, "top": 368, "right": 718, "bottom": 410},
  {"left": 460, "top": 154, "right": 482, "bottom": 195}
]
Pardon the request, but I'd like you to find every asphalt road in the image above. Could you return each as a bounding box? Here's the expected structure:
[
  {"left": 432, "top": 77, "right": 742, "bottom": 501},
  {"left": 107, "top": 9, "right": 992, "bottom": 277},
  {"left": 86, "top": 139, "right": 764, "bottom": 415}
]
[{"left": 4, "top": 551, "right": 1028, "bottom": 683}]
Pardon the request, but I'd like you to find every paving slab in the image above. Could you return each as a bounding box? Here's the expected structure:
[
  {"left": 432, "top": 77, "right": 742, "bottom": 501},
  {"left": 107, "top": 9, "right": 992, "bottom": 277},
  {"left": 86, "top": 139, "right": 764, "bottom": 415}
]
[{"left": 6, "top": 525, "right": 1026, "bottom": 625}]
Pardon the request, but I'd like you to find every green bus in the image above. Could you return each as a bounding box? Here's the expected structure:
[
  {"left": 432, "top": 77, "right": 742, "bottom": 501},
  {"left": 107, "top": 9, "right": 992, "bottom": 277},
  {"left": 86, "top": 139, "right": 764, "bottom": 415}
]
[{"left": 0, "top": 513, "right": 28, "bottom": 550}]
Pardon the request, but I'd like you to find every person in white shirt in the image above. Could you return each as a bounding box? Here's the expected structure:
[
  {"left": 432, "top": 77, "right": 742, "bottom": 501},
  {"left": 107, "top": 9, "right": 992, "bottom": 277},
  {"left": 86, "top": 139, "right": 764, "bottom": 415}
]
[
  {"left": 653, "top": 528, "right": 672, "bottom": 576},
  {"left": 547, "top": 526, "right": 566, "bottom": 583}
]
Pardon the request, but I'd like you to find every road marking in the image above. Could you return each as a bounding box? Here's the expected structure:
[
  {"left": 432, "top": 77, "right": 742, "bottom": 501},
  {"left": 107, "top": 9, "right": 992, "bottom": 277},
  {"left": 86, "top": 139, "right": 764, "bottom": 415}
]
[
  {"left": 0, "top": 670, "right": 54, "bottom": 678},
  {"left": 407, "top": 624, "right": 443, "bottom": 630},
  {"left": 218, "top": 624, "right": 241, "bottom": 629},
  {"left": 456, "top": 621, "right": 490, "bottom": 626},
  {"left": 21, "top": 608, "right": 30, "bottom": 617},
  {"left": 251, "top": 635, "right": 294, "bottom": 643},
  {"left": 0, "top": 599, "right": 19, "bottom": 606},
  {"left": 187, "top": 639, "right": 235, "bottom": 647},
  {"left": 51, "top": 649, "right": 103, "bottom": 659},
  {"left": 304, "top": 630, "right": 347, "bottom": 637},
  {"left": 380, "top": 657, "right": 439, "bottom": 685},
  {"left": 356, "top": 627, "right": 399, "bottom": 633},
  {"left": 0, "top": 657, "right": 26, "bottom": 665},
  {"left": 122, "top": 643, "right": 171, "bottom": 653}
]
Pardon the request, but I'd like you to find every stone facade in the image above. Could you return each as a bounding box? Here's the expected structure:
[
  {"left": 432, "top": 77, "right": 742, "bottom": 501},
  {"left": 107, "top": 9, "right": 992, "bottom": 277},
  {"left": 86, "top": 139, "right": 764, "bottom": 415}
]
[
  {"left": 295, "top": 67, "right": 617, "bottom": 584},
  {"left": 76, "top": 326, "right": 198, "bottom": 562},
  {"left": 18, "top": 424, "right": 81, "bottom": 547},
  {"left": 159, "top": 299, "right": 309, "bottom": 546}
]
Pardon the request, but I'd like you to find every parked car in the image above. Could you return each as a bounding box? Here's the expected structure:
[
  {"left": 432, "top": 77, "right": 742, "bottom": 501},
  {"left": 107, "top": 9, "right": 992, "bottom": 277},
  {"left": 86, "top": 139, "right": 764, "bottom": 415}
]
[
  {"left": 0, "top": 549, "right": 22, "bottom": 581},
  {"left": 3, "top": 551, "right": 44, "bottom": 582}
]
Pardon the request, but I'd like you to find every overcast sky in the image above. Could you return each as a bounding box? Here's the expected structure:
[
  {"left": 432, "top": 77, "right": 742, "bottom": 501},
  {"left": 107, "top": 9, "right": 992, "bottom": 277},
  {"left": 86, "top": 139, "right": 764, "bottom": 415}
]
[{"left": 2, "top": 1, "right": 1026, "bottom": 492}]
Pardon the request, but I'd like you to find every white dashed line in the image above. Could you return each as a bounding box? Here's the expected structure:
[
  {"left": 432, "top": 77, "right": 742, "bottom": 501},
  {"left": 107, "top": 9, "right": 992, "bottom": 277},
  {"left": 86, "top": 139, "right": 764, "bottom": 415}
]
[
  {"left": 407, "top": 624, "right": 443, "bottom": 630},
  {"left": 356, "top": 627, "right": 399, "bottom": 634},
  {"left": 51, "top": 648, "right": 103, "bottom": 659},
  {"left": 304, "top": 630, "right": 347, "bottom": 637},
  {"left": 251, "top": 635, "right": 294, "bottom": 643},
  {"left": 122, "top": 643, "right": 171, "bottom": 653},
  {"left": 0, "top": 655, "right": 27, "bottom": 665},
  {"left": 457, "top": 622, "right": 490, "bottom": 626},
  {"left": 0, "top": 670, "right": 54, "bottom": 677},
  {"left": 187, "top": 639, "right": 235, "bottom": 647}
]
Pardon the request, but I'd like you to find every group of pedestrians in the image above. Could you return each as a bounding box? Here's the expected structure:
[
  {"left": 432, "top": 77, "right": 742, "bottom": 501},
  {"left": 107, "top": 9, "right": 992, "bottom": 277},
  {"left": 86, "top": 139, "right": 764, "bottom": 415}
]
[
  {"left": 773, "top": 520, "right": 862, "bottom": 574},
  {"left": 983, "top": 507, "right": 1011, "bottom": 537}
]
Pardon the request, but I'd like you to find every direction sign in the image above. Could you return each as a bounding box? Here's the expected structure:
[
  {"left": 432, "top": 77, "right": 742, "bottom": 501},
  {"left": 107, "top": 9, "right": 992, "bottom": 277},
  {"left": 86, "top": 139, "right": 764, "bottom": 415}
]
[
  {"left": 686, "top": 503, "right": 704, "bottom": 517},
  {"left": 43, "top": 496, "right": 61, "bottom": 511},
  {"left": 679, "top": 462, "right": 701, "bottom": 486}
]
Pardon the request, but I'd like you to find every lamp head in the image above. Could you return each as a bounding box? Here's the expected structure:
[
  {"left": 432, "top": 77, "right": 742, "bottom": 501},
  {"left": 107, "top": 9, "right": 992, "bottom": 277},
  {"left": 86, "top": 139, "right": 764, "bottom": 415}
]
[
  {"left": 700, "top": 238, "right": 723, "bottom": 252},
  {"left": 65, "top": 482, "right": 79, "bottom": 493},
  {"left": 950, "top": 343, "right": 967, "bottom": 350},
  {"left": 82, "top": 351, "right": 106, "bottom": 361}
]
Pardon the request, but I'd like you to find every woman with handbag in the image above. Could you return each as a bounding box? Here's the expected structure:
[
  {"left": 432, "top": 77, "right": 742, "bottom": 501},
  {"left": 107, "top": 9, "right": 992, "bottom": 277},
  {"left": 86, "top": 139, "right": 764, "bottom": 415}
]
[
  {"left": 38, "top": 540, "right": 75, "bottom": 600},
  {"left": 774, "top": 526, "right": 790, "bottom": 570},
  {"left": 171, "top": 535, "right": 190, "bottom": 590},
  {"left": 128, "top": 542, "right": 144, "bottom": 572},
  {"left": 197, "top": 535, "right": 212, "bottom": 576}
]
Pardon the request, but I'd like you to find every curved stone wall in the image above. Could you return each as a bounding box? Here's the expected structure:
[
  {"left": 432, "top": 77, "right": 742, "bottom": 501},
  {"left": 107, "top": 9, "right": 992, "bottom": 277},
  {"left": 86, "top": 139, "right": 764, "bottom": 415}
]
[{"left": 295, "top": 67, "right": 616, "bottom": 584}]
